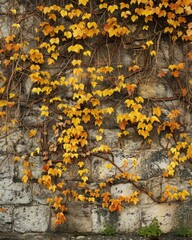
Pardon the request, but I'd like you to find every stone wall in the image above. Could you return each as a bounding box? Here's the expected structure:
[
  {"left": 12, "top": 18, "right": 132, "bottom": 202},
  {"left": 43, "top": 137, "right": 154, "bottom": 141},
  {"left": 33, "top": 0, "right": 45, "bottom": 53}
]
[{"left": 0, "top": 0, "right": 192, "bottom": 236}]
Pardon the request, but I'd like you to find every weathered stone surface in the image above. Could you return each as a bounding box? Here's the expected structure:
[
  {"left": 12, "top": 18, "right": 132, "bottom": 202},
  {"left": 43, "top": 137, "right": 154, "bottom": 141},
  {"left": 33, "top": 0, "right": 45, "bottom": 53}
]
[
  {"left": 13, "top": 205, "right": 50, "bottom": 233},
  {"left": 141, "top": 203, "right": 178, "bottom": 233},
  {"left": 140, "top": 150, "right": 168, "bottom": 179},
  {"left": 0, "top": 206, "right": 13, "bottom": 232},
  {"left": 0, "top": 179, "right": 32, "bottom": 205},
  {"left": 111, "top": 183, "right": 135, "bottom": 197},
  {"left": 176, "top": 200, "right": 192, "bottom": 227},
  {"left": 117, "top": 207, "right": 140, "bottom": 233},
  {"left": 91, "top": 207, "right": 118, "bottom": 234},
  {"left": 32, "top": 184, "right": 53, "bottom": 205},
  {"left": 0, "top": 155, "right": 14, "bottom": 179},
  {"left": 51, "top": 203, "right": 92, "bottom": 233},
  {"left": 138, "top": 79, "right": 173, "bottom": 99}
]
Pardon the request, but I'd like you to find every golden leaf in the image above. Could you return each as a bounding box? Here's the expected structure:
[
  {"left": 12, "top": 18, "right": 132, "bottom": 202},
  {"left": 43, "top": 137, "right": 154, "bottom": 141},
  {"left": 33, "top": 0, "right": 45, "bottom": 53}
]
[
  {"left": 78, "top": 161, "right": 85, "bottom": 168},
  {"left": 78, "top": 0, "right": 89, "bottom": 6},
  {"left": 68, "top": 44, "right": 84, "bottom": 53},
  {"left": 153, "top": 107, "right": 161, "bottom": 117},
  {"left": 105, "top": 163, "right": 113, "bottom": 169},
  {"left": 81, "top": 176, "right": 88, "bottom": 182},
  {"left": 108, "top": 4, "right": 118, "bottom": 13},
  {"left": 29, "top": 129, "right": 37, "bottom": 138},
  {"left": 131, "top": 15, "right": 138, "bottom": 22},
  {"left": 22, "top": 175, "right": 28, "bottom": 184},
  {"left": 50, "top": 37, "right": 60, "bottom": 45}
]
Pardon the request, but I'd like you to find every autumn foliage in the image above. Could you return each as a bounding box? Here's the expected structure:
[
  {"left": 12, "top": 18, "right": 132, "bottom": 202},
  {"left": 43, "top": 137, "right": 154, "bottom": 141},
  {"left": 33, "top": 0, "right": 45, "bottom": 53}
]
[{"left": 0, "top": 0, "right": 192, "bottom": 225}]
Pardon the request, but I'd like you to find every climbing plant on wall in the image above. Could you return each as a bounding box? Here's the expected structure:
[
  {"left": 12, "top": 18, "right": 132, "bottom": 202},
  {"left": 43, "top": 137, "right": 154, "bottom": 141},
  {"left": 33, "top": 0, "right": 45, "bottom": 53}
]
[{"left": 0, "top": 0, "right": 192, "bottom": 224}]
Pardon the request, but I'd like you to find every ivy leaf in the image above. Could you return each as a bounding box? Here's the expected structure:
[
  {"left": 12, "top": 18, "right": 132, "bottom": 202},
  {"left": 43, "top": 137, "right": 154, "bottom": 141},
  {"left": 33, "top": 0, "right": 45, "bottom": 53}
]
[
  {"left": 68, "top": 44, "right": 84, "bottom": 53},
  {"left": 22, "top": 175, "right": 28, "bottom": 184},
  {"left": 78, "top": 0, "right": 89, "bottom": 6},
  {"left": 28, "top": 129, "right": 37, "bottom": 138}
]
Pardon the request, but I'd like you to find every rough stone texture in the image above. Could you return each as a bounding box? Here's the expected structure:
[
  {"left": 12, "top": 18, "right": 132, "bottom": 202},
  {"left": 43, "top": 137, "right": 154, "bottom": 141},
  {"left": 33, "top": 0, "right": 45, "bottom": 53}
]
[
  {"left": 0, "top": 179, "right": 32, "bottom": 205},
  {"left": 13, "top": 206, "right": 50, "bottom": 233},
  {"left": 141, "top": 203, "right": 178, "bottom": 233},
  {"left": 0, "top": 0, "right": 192, "bottom": 237},
  {"left": 51, "top": 203, "right": 92, "bottom": 233},
  {"left": 0, "top": 206, "right": 13, "bottom": 232},
  {"left": 117, "top": 207, "right": 140, "bottom": 233}
]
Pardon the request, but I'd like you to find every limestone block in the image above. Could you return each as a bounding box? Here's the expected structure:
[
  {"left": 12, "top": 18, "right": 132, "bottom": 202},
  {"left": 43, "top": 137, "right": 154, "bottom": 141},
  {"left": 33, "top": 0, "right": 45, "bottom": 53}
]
[
  {"left": 14, "top": 205, "right": 50, "bottom": 233},
  {"left": 0, "top": 206, "right": 13, "bottom": 232},
  {"left": 92, "top": 148, "right": 143, "bottom": 181},
  {"left": 51, "top": 203, "right": 92, "bottom": 233},
  {"left": 117, "top": 128, "right": 144, "bottom": 153},
  {"left": 0, "top": 130, "right": 22, "bottom": 153},
  {"left": 138, "top": 80, "right": 172, "bottom": 99},
  {"left": 111, "top": 183, "right": 135, "bottom": 198},
  {"left": 32, "top": 184, "right": 53, "bottom": 205},
  {"left": 141, "top": 203, "right": 178, "bottom": 233},
  {"left": 0, "top": 179, "right": 32, "bottom": 204},
  {"left": 140, "top": 150, "right": 169, "bottom": 179},
  {"left": 157, "top": 41, "right": 170, "bottom": 68},
  {"left": 92, "top": 157, "right": 114, "bottom": 180},
  {"left": 0, "top": 155, "right": 14, "bottom": 179},
  {"left": 117, "top": 207, "right": 140, "bottom": 233},
  {"left": 91, "top": 207, "right": 118, "bottom": 233},
  {"left": 176, "top": 201, "right": 192, "bottom": 227}
]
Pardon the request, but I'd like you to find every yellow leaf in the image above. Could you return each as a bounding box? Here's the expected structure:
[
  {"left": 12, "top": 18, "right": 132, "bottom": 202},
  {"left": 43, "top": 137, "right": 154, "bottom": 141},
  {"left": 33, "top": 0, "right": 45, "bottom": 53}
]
[
  {"left": 47, "top": 58, "right": 55, "bottom": 65},
  {"left": 71, "top": 59, "right": 82, "bottom": 66},
  {"left": 96, "top": 135, "right": 102, "bottom": 141},
  {"left": 99, "top": 3, "right": 108, "bottom": 9},
  {"left": 22, "top": 175, "right": 28, "bottom": 184},
  {"left": 153, "top": 107, "right": 161, "bottom": 117},
  {"left": 35, "top": 147, "right": 40, "bottom": 154},
  {"left": 143, "top": 25, "right": 149, "bottom": 30},
  {"left": 81, "top": 176, "right": 88, "bottom": 182},
  {"left": 78, "top": 161, "right": 85, "bottom": 168},
  {"left": 128, "top": 65, "right": 140, "bottom": 71},
  {"left": 64, "top": 31, "right": 72, "bottom": 39},
  {"left": 108, "top": 5, "right": 118, "bottom": 13},
  {"left": 78, "top": 195, "right": 85, "bottom": 201},
  {"left": 49, "top": 37, "right": 60, "bottom": 45},
  {"left": 131, "top": 15, "right": 138, "bottom": 22},
  {"left": 14, "top": 156, "right": 20, "bottom": 162},
  {"left": 60, "top": 9, "right": 67, "bottom": 17},
  {"left": 10, "top": 9, "right": 17, "bottom": 14},
  {"left": 9, "top": 93, "right": 15, "bottom": 99},
  {"left": 78, "top": 0, "right": 89, "bottom": 6},
  {"left": 82, "top": 114, "right": 90, "bottom": 123},
  {"left": 12, "top": 23, "right": 20, "bottom": 28},
  {"left": 146, "top": 40, "right": 154, "bottom": 47},
  {"left": 68, "top": 44, "right": 84, "bottom": 53},
  {"left": 99, "top": 182, "right": 106, "bottom": 188},
  {"left": 150, "top": 50, "right": 156, "bottom": 56},
  {"left": 105, "top": 163, "right": 113, "bottom": 169},
  {"left": 82, "top": 13, "right": 91, "bottom": 20},
  {"left": 29, "top": 129, "right": 37, "bottom": 138},
  {"left": 30, "top": 64, "right": 40, "bottom": 71},
  {"left": 48, "top": 13, "right": 57, "bottom": 21},
  {"left": 106, "top": 107, "right": 114, "bottom": 114}
]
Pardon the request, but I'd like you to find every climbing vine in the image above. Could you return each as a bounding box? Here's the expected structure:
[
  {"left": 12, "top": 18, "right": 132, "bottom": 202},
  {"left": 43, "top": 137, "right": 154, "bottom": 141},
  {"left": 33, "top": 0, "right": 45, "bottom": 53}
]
[{"left": 0, "top": 0, "right": 192, "bottom": 224}]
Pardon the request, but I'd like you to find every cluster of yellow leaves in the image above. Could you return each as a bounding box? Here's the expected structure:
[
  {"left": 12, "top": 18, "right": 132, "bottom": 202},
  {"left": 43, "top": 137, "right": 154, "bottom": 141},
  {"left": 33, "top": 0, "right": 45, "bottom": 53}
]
[
  {"left": 165, "top": 134, "right": 192, "bottom": 177},
  {"left": 158, "top": 109, "right": 180, "bottom": 134},
  {"left": 161, "top": 185, "right": 190, "bottom": 202},
  {"left": 1, "top": 0, "right": 192, "bottom": 225},
  {"left": 117, "top": 93, "right": 161, "bottom": 139}
]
